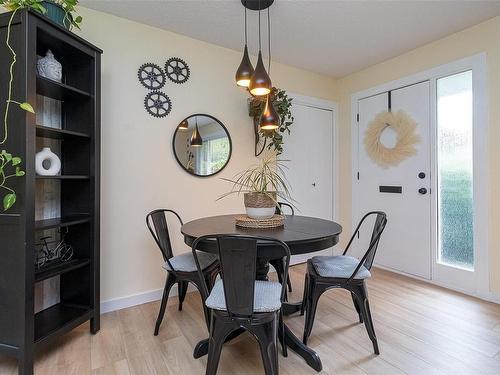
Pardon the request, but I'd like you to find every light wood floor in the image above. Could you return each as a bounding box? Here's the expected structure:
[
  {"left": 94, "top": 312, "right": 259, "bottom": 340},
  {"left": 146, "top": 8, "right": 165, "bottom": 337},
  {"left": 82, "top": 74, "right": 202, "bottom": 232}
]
[{"left": 2, "top": 265, "right": 500, "bottom": 375}]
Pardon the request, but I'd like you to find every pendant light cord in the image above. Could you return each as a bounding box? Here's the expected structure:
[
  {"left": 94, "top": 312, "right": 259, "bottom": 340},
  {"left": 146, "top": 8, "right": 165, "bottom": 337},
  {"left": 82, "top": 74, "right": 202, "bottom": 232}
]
[
  {"left": 267, "top": 7, "right": 271, "bottom": 74},
  {"left": 244, "top": 1, "right": 248, "bottom": 45},
  {"left": 258, "top": 0, "right": 261, "bottom": 51}
]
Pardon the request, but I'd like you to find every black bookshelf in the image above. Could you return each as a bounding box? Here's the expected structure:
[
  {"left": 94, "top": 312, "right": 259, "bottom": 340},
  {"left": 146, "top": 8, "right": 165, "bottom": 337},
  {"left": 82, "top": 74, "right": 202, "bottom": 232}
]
[{"left": 0, "top": 10, "right": 101, "bottom": 375}]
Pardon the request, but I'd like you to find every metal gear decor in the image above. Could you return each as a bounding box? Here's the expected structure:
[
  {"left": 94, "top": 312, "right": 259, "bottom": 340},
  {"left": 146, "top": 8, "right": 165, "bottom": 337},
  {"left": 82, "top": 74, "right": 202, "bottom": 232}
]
[
  {"left": 144, "top": 91, "right": 172, "bottom": 118},
  {"left": 165, "top": 57, "right": 190, "bottom": 84},
  {"left": 138, "top": 63, "right": 166, "bottom": 90}
]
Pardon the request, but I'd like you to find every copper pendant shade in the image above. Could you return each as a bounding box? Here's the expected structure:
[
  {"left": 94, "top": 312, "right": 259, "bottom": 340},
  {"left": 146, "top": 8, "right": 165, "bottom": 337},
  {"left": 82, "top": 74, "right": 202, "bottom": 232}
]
[
  {"left": 259, "top": 95, "right": 279, "bottom": 130},
  {"left": 178, "top": 119, "right": 189, "bottom": 130},
  {"left": 190, "top": 118, "right": 203, "bottom": 147},
  {"left": 236, "top": 45, "right": 254, "bottom": 87},
  {"left": 249, "top": 51, "right": 272, "bottom": 96}
]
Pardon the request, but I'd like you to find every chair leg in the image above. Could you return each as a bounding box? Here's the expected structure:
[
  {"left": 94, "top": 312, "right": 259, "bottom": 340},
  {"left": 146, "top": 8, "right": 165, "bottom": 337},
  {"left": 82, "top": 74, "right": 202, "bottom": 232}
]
[
  {"left": 154, "top": 272, "right": 176, "bottom": 336},
  {"left": 206, "top": 315, "right": 234, "bottom": 375},
  {"left": 178, "top": 280, "right": 189, "bottom": 311},
  {"left": 279, "top": 310, "right": 287, "bottom": 357},
  {"left": 271, "top": 259, "right": 292, "bottom": 294},
  {"left": 352, "top": 283, "right": 379, "bottom": 355},
  {"left": 302, "top": 281, "right": 325, "bottom": 345},
  {"left": 252, "top": 315, "right": 279, "bottom": 375},
  {"left": 201, "top": 275, "right": 214, "bottom": 330},
  {"left": 301, "top": 272, "right": 310, "bottom": 316},
  {"left": 351, "top": 291, "right": 363, "bottom": 323}
]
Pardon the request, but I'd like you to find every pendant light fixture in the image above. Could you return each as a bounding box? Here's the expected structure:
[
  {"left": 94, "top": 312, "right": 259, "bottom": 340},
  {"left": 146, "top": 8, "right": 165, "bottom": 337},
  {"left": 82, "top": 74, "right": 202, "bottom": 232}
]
[
  {"left": 178, "top": 119, "right": 189, "bottom": 130},
  {"left": 235, "top": 2, "right": 254, "bottom": 87},
  {"left": 259, "top": 94, "right": 279, "bottom": 131},
  {"left": 259, "top": 7, "right": 279, "bottom": 130},
  {"left": 248, "top": 0, "right": 272, "bottom": 97},
  {"left": 190, "top": 116, "right": 203, "bottom": 147}
]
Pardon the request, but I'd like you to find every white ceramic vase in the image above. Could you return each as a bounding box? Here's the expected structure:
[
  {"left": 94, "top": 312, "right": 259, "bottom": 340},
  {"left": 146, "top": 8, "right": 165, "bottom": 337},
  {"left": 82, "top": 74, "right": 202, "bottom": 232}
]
[{"left": 35, "top": 147, "right": 61, "bottom": 176}]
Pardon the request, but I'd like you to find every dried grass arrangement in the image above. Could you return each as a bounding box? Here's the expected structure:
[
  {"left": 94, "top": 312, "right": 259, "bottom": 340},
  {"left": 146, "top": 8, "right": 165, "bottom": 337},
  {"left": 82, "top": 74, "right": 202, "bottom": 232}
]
[{"left": 364, "top": 110, "right": 421, "bottom": 168}]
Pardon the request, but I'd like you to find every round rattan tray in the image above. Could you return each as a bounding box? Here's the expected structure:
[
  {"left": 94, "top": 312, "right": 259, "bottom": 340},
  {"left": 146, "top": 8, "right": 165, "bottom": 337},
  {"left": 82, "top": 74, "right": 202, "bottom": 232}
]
[{"left": 235, "top": 214, "right": 284, "bottom": 229}]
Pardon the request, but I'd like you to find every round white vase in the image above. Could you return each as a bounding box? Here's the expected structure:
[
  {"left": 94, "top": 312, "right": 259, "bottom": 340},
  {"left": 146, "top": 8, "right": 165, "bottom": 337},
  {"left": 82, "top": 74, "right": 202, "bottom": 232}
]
[{"left": 35, "top": 147, "right": 61, "bottom": 176}]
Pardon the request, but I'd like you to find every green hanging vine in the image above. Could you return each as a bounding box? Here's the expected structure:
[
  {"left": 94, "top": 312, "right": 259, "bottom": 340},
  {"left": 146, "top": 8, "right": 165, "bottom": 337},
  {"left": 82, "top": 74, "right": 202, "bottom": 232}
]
[
  {"left": 0, "top": 2, "right": 40, "bottom": 211},
  {"left": 1, "top": 1, "right": 83, "bottom": 210},
  {"left": 248, "top": 87, "right": 294, "bottom": 155}
]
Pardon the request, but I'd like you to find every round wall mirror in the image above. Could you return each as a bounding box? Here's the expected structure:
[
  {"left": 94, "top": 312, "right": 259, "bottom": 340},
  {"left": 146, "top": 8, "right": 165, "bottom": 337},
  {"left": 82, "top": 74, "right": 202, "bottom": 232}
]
[{"left": 173, "top": 114, "right": 232, "bottom": 177}]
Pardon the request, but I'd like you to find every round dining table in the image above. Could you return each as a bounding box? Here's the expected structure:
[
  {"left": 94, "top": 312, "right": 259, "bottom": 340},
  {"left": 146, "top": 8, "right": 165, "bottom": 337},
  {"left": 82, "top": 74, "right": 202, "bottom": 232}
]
[{"left": 182, "top": 214, "right": 342, "bottom": 372}]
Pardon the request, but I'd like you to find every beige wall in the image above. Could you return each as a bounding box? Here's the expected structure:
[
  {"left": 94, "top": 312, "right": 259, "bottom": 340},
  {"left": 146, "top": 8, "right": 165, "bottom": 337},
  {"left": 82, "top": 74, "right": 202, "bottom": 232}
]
[
  {"left": 76, "top": 7, "right": 500, "bottom": 301},
  {"left": 335, "top": 16, "right": 500, "bottom": 293},
  {"left": 77, "top": 7, "right": 337, "bottom": 302}
]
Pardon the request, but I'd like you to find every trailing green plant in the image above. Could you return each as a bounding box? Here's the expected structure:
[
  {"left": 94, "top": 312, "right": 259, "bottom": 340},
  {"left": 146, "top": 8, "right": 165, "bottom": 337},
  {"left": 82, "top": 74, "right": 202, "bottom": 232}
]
[
  {"left": 0, "top": 0, "right": 41, "bottom": 210},
  {"left": 1, "top": 0, "right": 82, "bottom": 29},
  {"left": 217, "top": 152, "right": 294, "bottom": 208},
  {"left": 248, "top": 87, "right": 294, "bottom": 155}
]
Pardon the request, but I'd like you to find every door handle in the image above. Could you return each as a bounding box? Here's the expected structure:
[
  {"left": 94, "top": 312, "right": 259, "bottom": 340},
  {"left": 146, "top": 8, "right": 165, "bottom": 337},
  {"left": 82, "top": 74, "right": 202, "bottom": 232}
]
[
  {"left": 312, "top": 182, "right": 316, "bottom": 187},
  {"left": 418, "top": 188, "right": 428, "bottom": 195}
]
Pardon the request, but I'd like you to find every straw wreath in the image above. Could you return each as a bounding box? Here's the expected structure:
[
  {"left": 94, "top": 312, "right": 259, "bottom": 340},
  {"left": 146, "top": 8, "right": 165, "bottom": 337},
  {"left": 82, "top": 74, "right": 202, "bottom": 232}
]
[{"left": 364, "top": 110, "right": 421, "bottom": 168}]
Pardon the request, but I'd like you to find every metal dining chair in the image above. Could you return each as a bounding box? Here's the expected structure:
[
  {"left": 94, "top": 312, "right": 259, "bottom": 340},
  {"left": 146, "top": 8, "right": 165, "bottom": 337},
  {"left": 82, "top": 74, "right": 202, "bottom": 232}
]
[
  {"left": 192, "top": 234, "right": 291, "bottom": 375},
  {"left": 275, "top": 202, "right": 295, "bottom": 216},
  {"left": 272, "top": 202, "right": 294, "bottom": 293},
  {"left": 146, "top": 209, "right": 220, "bottom": 335},
  {"left": 301, "top": 211, "right": 387, "bottom": 354}
]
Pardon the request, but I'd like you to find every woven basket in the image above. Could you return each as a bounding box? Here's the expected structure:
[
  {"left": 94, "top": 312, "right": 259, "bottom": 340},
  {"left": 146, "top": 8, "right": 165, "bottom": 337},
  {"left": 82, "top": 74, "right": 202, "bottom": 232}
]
[
  {"left": 235, "top": 214, "right": 284, "bottom": 229},
  {"left": 244, "top": 192, "right": 276, "bottom": 208}
]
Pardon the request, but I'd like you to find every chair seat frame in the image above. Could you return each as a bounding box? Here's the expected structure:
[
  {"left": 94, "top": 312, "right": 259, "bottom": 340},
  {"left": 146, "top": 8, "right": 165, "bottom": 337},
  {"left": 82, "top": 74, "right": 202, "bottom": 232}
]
[
  {"left": 192, "top": 234, "right": 291, "bottom": 375},
  {"left": 146, "top": 209, "right": 220, "bottom": 335},
  {"left": 301, "top": 211, "right": 387, "bottom": 355}
]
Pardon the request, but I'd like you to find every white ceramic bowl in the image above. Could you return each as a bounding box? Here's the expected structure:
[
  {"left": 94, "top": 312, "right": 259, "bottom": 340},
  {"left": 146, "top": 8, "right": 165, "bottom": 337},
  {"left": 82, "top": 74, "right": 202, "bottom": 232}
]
[{"left": 245, "top": 207, "right": 275, "bottom": 220}]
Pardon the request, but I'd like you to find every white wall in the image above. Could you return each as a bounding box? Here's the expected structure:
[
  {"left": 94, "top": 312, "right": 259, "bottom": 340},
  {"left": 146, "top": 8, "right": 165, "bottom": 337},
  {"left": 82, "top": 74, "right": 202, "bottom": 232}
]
[
  {"left": 76, "top": 7, "right": 337, "bottom": 303},
  {"left": 336, "top": 16, "right": 500, "bottom": 294}
]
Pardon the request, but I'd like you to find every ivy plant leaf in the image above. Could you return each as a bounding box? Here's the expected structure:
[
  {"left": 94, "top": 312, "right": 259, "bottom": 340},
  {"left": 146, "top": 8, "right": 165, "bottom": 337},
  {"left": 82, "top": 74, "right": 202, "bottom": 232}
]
[
  {"left": 3, "top": 193, "right": 16, "bottom": 211},
  {"left": 15, "top": 167, "right": 25, "bottom": 176},
  {"left": 19, "top": 102, "right": 35, "bottom": 114},
  {"left": 11, "top": 157, "right": 21, "bottom": 166},
  {"left": 1, "top": 150, "right": 12, "bottom": 161}
]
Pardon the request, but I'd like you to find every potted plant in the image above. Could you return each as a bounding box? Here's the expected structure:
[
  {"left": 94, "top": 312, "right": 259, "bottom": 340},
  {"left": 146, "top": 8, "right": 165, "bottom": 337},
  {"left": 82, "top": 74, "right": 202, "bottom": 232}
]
[
  {"left": 249, "top": 87, "right": 294, "bottom": 155},
  {"left": 1, "top": 0, "right": 82, "bottom": 30},
  {"left": 218, "top": 152, "right": 293, "bottom": 219}
]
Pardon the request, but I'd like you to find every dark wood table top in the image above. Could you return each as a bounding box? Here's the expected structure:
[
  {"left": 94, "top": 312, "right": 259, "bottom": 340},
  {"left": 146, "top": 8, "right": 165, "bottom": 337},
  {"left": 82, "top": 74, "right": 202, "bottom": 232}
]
[{"left": 182, "top": 214, "right": 342, "bottom": 257}]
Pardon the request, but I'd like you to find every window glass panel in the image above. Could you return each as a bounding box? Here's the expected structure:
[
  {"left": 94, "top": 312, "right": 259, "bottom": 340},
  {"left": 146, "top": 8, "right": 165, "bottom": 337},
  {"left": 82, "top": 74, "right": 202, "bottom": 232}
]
[{"left": 437, "top": 70, "right": 474, "bottom": 270}]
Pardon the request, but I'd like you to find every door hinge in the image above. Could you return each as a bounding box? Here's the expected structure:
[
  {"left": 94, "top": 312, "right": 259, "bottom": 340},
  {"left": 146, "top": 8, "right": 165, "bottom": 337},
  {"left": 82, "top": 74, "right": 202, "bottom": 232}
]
[
  {"left": 357, "top": 172, "right": 360, "bottom": 180},
  {"left": 356, "top": 113, "right": 359, "bottom": 122}
]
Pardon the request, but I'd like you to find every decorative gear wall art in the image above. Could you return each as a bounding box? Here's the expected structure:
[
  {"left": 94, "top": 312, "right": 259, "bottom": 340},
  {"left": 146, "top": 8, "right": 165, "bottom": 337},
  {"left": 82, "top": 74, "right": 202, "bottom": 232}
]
[
  {"left": 138, "top": 63, "right": 166, "bottom": 90},
  {"left": 165, "top": 57, "right": 190, "bottom": 84},
  {"left": 144, "top": 91, "right": 172, "bottom": 118}
]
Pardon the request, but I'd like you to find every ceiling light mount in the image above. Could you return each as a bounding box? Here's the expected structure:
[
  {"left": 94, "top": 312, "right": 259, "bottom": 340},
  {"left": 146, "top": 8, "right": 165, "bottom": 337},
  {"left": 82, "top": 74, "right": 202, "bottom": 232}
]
[{"left": 242, "top": 0, "right": 274, "bottom": 11}]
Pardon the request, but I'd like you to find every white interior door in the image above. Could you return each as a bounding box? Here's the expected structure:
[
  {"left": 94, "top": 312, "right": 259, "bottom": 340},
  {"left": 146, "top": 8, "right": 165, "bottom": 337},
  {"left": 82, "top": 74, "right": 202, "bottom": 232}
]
[
  {"left": 281, "top": 102, "right": 335, "bottom": 264},
  {"left": 356, "top": 82, "right": 431, "bottom": 279}
]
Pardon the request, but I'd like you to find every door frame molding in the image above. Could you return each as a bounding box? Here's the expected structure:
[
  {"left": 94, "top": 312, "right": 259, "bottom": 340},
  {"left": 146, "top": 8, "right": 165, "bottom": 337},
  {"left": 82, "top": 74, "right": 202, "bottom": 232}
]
[
  {"left": 287, "top": 92, "right": 339, "bottom": 263},
  {"left": 350, "top": 53, "right": 490, "bottom": 299}
]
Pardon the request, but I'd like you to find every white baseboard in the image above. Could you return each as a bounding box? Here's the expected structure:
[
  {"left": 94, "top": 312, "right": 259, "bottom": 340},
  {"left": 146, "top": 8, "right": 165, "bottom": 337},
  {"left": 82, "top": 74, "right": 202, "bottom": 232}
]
[
  {"left": 373, "top": 264, "right": 500, "bottom": 304},
  {"left": 100, "top": 284, "right": 196, "bottom": 314}
]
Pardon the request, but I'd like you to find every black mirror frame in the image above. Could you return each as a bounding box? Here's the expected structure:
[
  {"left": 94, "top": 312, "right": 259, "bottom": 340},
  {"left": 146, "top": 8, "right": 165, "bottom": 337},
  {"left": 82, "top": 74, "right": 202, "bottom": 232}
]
[{"left": 172, "top": 113, "right": 233, "bottom": 178}]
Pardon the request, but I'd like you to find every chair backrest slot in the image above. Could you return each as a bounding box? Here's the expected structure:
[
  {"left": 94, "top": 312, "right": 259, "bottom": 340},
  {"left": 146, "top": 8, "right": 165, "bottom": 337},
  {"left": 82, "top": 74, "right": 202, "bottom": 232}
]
[
  {"left": 218, "top": 237, "right": 257, "bottom": 316},
  {"left": 364, "top": 213, "right": 387, "bottom": 270},
  {"left": 344, "top": 211, "right": 387, "bottom": 282},
  {"left": 146, "top": 209, "right": 183, "bottom": 262},
  {"left": 192, "top": 234, "right": 290, "bottom": 319}
]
